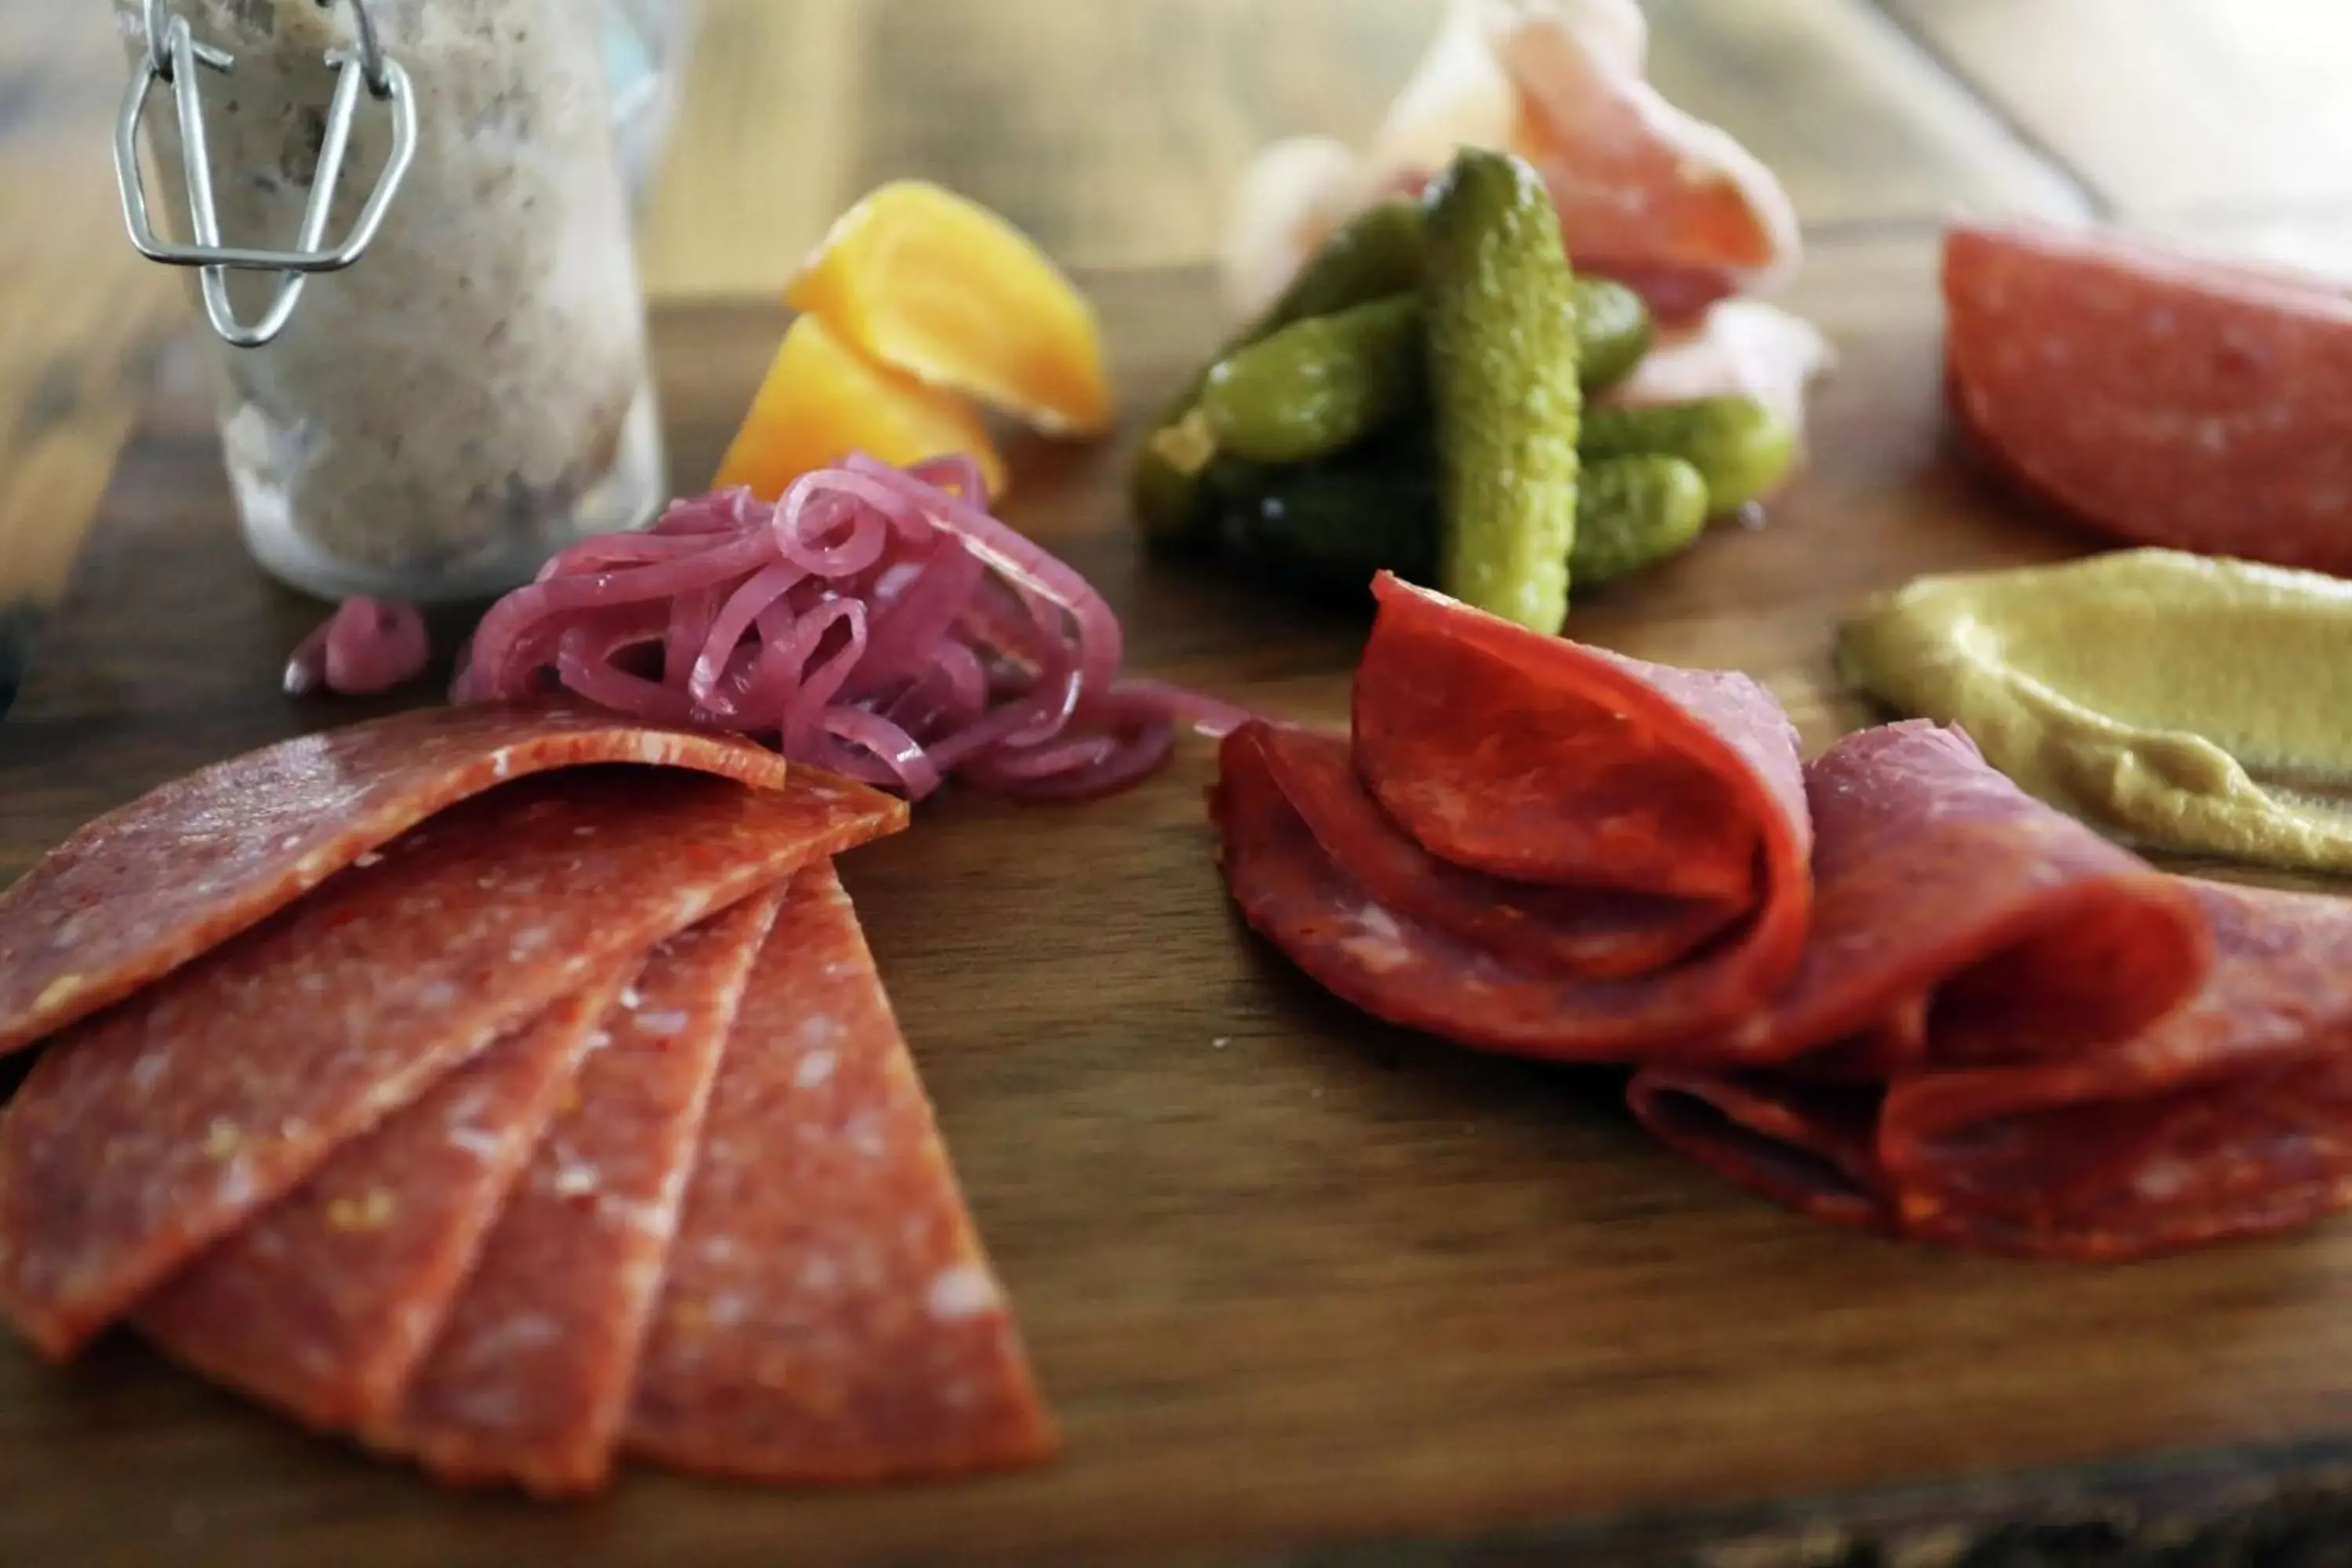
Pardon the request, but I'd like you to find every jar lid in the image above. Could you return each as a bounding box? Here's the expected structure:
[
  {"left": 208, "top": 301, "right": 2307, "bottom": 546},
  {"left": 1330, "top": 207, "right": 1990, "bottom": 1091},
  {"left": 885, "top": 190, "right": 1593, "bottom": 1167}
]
[{"left": 114, "top": 0, "right": 418, "bottom": 348}]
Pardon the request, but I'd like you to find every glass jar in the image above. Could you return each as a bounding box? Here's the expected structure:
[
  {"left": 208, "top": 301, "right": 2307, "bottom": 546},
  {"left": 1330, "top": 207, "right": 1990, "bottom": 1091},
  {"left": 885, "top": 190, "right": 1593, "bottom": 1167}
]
[{"left": 114, "top": 0, "right": 668, "bottom": 604}]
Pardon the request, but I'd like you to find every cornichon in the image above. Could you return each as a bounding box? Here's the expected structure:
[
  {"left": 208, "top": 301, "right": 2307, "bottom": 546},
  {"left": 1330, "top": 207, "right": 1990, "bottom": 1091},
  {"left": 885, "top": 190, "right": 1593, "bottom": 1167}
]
[
  {"left": 1199, "top": 295, "right": 1422, "bottom": 466},
  {"left": 1216, "top": 452, "right": 1439, "bottom": 602},
  {"left": 1570, "top": 455, "right": 1710, "bottom": 585},
  {"left": 1569, "top": 278, "right": 1651, "bottom": 394},
  {"left": 1131, "top": 198, "right": 1428, "bottom": 552},
  {"left": 1423, "top": 147, "right": 1581, "bottom": 633},
  {"left": 1580, "top": 395, "right": 1797, "bottom": 514}
]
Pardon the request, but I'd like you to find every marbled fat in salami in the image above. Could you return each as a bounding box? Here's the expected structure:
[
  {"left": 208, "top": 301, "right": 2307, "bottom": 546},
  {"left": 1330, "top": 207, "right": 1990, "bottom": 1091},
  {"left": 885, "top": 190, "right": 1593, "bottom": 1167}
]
[
  {"left": 0, "top": 768, "right": 906, "bottom": 1356},
  {"left": 136, "top": 964, "right": 638, "bottom": 1431},
  {"left": 379, "top": 888, "right": 785, "bottom": 1495},
  {"left": 1945, "top": 220, "right": 2352, "bottom": 576},
  {"left": 0, "top": 703, "right": 792, "bottom": 1058},
  {"left": 626, "top": 861, "right": 1054, "bottom": 1483}
]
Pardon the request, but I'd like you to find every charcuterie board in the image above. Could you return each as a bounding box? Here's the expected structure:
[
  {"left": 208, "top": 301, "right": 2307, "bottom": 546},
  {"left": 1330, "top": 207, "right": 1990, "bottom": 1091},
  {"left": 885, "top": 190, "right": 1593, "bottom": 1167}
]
[{"left": 8, "top": 240, "right": 2352, "bottom": 1568}]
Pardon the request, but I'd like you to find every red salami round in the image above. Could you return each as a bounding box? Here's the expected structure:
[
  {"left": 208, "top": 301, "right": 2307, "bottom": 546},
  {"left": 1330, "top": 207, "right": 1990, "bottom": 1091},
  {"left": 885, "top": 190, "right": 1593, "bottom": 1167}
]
[{"left": 1944, "top": 220, "right": 2352, "bottom": 575}]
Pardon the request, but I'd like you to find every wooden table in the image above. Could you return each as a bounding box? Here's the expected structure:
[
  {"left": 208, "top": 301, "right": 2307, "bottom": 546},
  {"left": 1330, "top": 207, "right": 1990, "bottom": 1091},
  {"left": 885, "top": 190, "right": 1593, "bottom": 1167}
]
[{"left": 10, "top": 5, "right": 2352, "bottom": 1565}]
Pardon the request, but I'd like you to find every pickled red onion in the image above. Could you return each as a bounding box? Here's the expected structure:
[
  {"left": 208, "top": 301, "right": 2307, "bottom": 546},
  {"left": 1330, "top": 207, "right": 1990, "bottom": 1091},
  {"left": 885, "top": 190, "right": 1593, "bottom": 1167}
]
[
  {"left": 285, "top": 597, "right": 430, "bottom": 698},
  {"left": 454, "top": 455, "right": 1251, "bottom": 800}
]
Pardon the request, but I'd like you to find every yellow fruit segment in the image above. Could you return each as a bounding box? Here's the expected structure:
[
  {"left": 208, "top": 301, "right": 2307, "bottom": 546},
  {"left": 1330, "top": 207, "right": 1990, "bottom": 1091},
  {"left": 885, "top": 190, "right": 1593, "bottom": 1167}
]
[
  {"left": 787, "top": 180, "right": 1114, "bottom": 437},
  {"left": 713, "top": 313, "right": 1007, "bottom": 500}
]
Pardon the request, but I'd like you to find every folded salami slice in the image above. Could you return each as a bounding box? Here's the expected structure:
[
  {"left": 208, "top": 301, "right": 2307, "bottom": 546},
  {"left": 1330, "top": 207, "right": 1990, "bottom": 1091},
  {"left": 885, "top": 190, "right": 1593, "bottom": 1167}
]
[
  {"left": 0, "top": 768, "right": 906, "bottom": 1356},
  {"left": 1708, "top": 721, "right": 2209, "bottom": 1070},
  {"left": 135, "top": 963, "right": 638, "bottom": 1430},
  {"left": 379, "top": 887, "right": 783, "bottom": 1496},
  {"left": 1882, "top": 880, "right": 2352, "bottom": 1259},
  {"left": 1625, "top": 1071, "right": 1891, "bottom": 1235},
  {"left": 0, "top": 702, "right": 790, "bottom": 1058},
  {"left": 1352, "top": 575, "right": 1806, "bottom": 902},
  {"left": 1214, "top": 577, "right": 1811, "bottom": 1060},
  {"left": 1634, "top": 881, "right": 2352, "bottom": 1260},
  {"left": 1944, "top": 220, "right": 2352, "bottom": 576},
  {"left": 626, "top": 861, "right": 1054, "bottom": 1483}
]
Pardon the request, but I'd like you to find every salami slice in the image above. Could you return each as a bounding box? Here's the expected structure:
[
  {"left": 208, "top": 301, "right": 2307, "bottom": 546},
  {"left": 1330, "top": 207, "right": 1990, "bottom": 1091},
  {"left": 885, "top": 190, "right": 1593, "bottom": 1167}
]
[
  {"left": 1882, "top": 880, "right": 2352, "bottom": 1259},
  {"left": 1214, "top": 720, "right": 1808, "bottom": 1060},
  {"left": 1626, "top": 1071, "right": 1892, "bottom": 1235},
  {"left": 1352, "top": 574, "right": 1806, "bottom": 902},
  {"left": 626, "top": 862, "right": 1054, "bottom": 1483},
  {"left": 1256, "top": 725, "right": 1743, "bottom": 978},
  {"left": 1709, "top": 721, "right": 2210, "bottom": 1069},
  {"left": 135, "top": 964, "right": 637, "bottom": 1430},
  {"left": 378, "top": 887, "right": 783, "bottom": 1495},
  {"left": 1944, "top": 220, "right": 2352, "bottom": 576},
  {"left": 0, "top": 702, "right": 791, "bottom": 1058},
  {"left": 0, "top": 768, "right": 906, "bottom": 1356}
]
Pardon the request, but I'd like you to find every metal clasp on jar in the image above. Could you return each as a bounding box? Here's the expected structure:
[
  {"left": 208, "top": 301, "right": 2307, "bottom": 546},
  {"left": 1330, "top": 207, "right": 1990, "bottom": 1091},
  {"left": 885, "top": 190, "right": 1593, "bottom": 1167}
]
[{"left": 114, "top": 0, "right": 418, "bottom": 348}]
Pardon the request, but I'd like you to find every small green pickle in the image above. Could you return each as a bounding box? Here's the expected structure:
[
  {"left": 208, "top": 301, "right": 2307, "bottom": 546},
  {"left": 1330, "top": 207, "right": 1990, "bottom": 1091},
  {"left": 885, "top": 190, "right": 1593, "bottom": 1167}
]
[
  {"left": 1569, "top": 278, "right": 1652, "bottom": 394},
  {"left": 1423, "top": 148, "right": 1581, "bottom": 633},
  {"left": 1199, "top": 296, "right": 1422, "bottom": 466},
  {"left": 1579, "top": 395, "right": 1797, "bottom": 514},
  {"left": 1571, "top": 455, "right": 1711, "bottom": 585},
  {"left": 1131, "top": 198, "right": 1428, "bottom": 552}
]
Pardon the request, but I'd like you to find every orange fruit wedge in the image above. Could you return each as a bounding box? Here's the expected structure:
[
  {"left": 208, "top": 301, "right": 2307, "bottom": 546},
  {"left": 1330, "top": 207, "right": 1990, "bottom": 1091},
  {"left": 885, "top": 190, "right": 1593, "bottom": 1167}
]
[
  {"left": 713, "top": 312, "right": 1007, "bottom": 500},
  {"left": 787, "top": 180, "right": 1114, "bottom": 438}
]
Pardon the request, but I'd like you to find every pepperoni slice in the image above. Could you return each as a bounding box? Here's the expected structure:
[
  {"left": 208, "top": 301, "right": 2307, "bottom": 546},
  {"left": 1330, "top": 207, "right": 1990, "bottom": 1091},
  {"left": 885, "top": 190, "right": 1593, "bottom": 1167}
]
[
  {"left": 378, "top": 889, "right": 783, "bottom": 1495},
  {"left": 1255, "top": 725, "right": 1743, "bottom": 978},
  {"left": 135, "top": 964, "right": 637, "bottom": 1430},
  {"left": 626, "top": 862, "right": 1054, "bottom": 1483},
  {"left": 1945, "top": 220, "right": 2352, "bottom": 575},
  {"left": 1352, "top": 573, "right": 1807, "bottom": 902},
  {"left": 1626, "top": 1070, "right": 1891, "bottom": 1236},
  {"left": 0, "top": 703, "right": 794, "bottom": 1058},
  {"left": 0, "top": 768, "right": 906, "bottom": 1356}
]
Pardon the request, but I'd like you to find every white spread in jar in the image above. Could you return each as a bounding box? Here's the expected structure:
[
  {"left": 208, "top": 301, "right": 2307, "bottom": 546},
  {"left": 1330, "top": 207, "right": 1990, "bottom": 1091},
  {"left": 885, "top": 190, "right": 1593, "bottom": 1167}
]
[{"left": 114, "top": 0, "right": 666, "bottom": 602}]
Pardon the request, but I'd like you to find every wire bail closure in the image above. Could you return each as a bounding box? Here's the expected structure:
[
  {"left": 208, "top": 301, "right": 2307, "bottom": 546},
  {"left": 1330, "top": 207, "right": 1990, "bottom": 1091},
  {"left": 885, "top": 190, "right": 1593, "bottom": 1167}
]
[{"left": 114, "top": 0, "right": 417, "bottom": 348}]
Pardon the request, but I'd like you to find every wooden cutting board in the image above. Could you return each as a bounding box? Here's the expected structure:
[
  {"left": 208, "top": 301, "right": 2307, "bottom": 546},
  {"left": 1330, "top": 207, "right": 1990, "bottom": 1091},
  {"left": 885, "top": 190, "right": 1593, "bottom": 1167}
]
[{"left": 7, "top": 241, "right": 2352, "bottom": 1568}]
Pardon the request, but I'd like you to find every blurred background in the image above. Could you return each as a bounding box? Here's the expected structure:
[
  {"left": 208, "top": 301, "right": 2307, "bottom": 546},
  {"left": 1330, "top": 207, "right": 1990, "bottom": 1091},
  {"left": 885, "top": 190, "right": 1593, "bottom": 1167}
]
[{"left": 3, "top": 0, "right": 2349, "bottom": 701}]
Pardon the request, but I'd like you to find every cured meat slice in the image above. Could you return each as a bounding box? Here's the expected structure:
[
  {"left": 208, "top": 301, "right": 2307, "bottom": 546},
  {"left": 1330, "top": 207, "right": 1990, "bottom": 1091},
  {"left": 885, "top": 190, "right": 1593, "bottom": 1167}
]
[
  {"left": 1352, "top": 574, "right": 1806, "bottom": 902},
  {"left": 135, "top": 964, "right": 637, "bottom": 1431},
  {"left": 1944, "top": 220, "right": 2352, "bottom": 576},
  {"left": 1882, "top": 880, "right": 2352, "bottom": 1259},
  {"left": 0, "top": 768, "right": 906, "bottom": 1356},
  {"left": 1709, "top": 721, "right": 2209, "bottom": 1070},
  {"left": 1626, "top": 1070, "right": 1890, "bottom": 1235},
  {"left": 1214, "top": 721, "right": 1807, "bottom": 1060},
  {"left": 378, "top": 887, "right": 783, "bottom": 1495},
  {"left": 0, "top": 702, "right": 790, "bottom": 1058},
  {"left": 1256, "top": 725, "right": 1742, "bottom": 978},
  {"left": 626, "top": 862, "right": 1054, "bottom": 1483}
]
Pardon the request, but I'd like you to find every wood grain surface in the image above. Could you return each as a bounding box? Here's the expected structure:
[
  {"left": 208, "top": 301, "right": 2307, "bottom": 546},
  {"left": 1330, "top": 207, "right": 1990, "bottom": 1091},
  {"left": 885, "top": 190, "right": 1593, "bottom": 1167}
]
[{"left": 8, "top": 245, "right": 2352, "bottom": 1568}]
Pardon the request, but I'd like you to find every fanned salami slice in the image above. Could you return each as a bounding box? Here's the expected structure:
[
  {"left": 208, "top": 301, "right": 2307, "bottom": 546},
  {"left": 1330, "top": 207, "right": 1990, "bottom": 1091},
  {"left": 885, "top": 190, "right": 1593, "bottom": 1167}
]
[
  {"left": 0, "top": 702, "right": 790, "bottom": 1058},
  {"left": 1352, "top": 574, "right": 1807, "bottom": 902},
  {"left": 1710, "top": 722, "right": 2209, "bottom": 1070},
  {"left": 1944, "top": 220, "right": 2352, "bottom": 576},
  {"left": 378, "top": 887, "right": 784, "bottom": 1496},
  {"left": 626, "top": 862, "right": 1054, "bottom": 1483},
  {"left": 0, "top": 768, "right": 906, "bottom": 1356},
  {"left": 1882, "top": 880, "right": 2352, "bottom": 1259},
  {"left": 135, "top": 963, "right": 637, "bottom": 1431}
]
